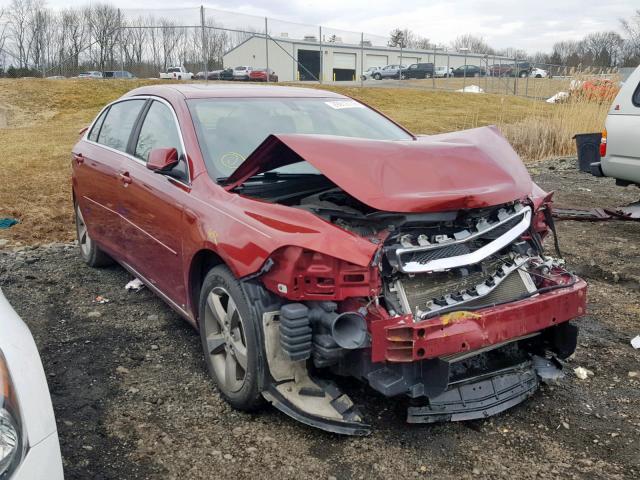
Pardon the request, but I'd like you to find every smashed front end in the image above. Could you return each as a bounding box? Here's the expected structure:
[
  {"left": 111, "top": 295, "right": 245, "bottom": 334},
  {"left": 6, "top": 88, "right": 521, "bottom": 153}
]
[{"left": 229, "top": 128, "right": 587, "bottom": 434}]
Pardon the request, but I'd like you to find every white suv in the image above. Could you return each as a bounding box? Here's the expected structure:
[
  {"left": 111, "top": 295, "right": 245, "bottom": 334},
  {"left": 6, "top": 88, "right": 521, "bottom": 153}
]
[
  {"left": 232, "top": 66, "right": 253, "bottom": 80},
  {"left": 597, "top": 65, "right": 640, "bottom": 186}
]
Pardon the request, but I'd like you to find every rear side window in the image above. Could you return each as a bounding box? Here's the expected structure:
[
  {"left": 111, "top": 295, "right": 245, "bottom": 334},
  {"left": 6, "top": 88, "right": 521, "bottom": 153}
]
[
  {"left": 134, "top": 101, "right": 182, "bottom": 161},
  {"left": 633, "top": 82, "right": 640, "bottom": 107},
  {"left": 97, "top": 99, "right": 145, "bottom": 152}
]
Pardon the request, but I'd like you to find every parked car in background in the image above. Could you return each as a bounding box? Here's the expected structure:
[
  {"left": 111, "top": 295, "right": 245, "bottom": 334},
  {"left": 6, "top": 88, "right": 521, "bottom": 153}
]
[
  {"left": 434, "top": 66, "right": 453, "bottom": 78},
  {"left": 71, "top": 84, "right": 586, "bottom": 435},
  {"left": 249, "top": 68, "right": 278, "bottom": 82},
  {"left": 595, "top": 64, "right": 640, "bottom": 186},
  {"left": 77, "top": 71, "right": 103, "bottom": 79},
  {"left": 452, "top": 65, "right": 486, "bottom": 77},
  {"left": 219, "top": 68, "right": 234, "bottom": 81},
  {"left": 103, "top": 70, "right": 135, "bottom": 79},
  {"left": 232, "top": 66, "right": 253, "bottom": 80},
  {"left": 194, "top": 70, "right": 224, "bottom": 80},
  {"left": 0, "top": 289, "right": 63, "bottom": 479},
  {"left": 159, "top": 66, "right": 193, "bottom": 80},
  {"left": 360, "top": 66, "right": 378, "bottom": 81},
  {"left": 530, "top": 67, "right": 549, "bottom": 78},
  {"left": 402, "top": 63, "right": 435, "bottom": 79},
  {"left": 372, "top": 64, "right": 406, "bottom": 80},
  {"left": 488, "top": 62, "right": 531, "bottom": 78}
]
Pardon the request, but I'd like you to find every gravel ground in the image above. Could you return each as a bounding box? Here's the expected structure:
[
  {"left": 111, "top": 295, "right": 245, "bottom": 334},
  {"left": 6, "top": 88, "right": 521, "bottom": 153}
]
[{"left": 1, "top": 158, "right": 639, "bottom": 480}]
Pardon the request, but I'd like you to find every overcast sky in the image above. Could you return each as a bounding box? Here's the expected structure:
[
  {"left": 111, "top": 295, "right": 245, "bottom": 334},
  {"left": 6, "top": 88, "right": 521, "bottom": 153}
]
[{"left": 1, "top": 0, "right": 637, "bottom": 52}]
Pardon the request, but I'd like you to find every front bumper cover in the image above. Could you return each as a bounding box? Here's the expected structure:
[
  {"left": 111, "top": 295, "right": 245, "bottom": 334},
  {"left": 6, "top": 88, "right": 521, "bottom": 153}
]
[{"left": 370, "top": 278, "right": 587, "bottom": 363}]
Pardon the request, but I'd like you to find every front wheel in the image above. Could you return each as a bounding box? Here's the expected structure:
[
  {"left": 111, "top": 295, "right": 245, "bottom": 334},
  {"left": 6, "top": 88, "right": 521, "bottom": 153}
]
[
  {"left": 75, "top": 202, "right": 113, "bottom": 267},
  {"left": 198, "top": 266, "right": 265, "bottom": 411},
  {"left": 373, "top": 73, "right": 382, "bottom": 80}
]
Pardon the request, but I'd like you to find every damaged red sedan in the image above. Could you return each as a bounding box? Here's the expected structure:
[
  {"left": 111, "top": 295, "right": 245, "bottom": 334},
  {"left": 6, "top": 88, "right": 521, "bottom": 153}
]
[{"left": 71, "top": 84, "right": 586, "bottom": 435}]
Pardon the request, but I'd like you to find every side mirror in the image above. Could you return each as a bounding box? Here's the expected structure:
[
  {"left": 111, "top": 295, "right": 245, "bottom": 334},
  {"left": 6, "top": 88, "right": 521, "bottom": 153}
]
[{"left": 147, "top": 147, "right": 179, "bottom": 172}]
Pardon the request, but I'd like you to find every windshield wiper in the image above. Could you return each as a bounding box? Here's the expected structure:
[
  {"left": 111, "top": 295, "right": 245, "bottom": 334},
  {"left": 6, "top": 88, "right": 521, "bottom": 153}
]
[{"left": 218, "top": 171, "right": 322, "bottom": 185}]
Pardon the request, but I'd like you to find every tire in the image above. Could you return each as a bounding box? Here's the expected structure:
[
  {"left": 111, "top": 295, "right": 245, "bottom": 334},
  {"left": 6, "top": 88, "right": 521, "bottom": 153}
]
[
  {"left": 374, "top": 73, "right": 382, "bottom": 80},
  {"left": 535, "top": 74, "right": 542, "bottom": 78},
  {"left": 519, "top": 71, "right": 527, "bottom": 78},
  {"left": 198, "top": 265, "right": 266, "bottom": 411},
  {"left": 474, "top": 72, "right": 480, "bottom": 77},
  {"left": 75, "top": 202, "right": 113, "bottom": 267}
]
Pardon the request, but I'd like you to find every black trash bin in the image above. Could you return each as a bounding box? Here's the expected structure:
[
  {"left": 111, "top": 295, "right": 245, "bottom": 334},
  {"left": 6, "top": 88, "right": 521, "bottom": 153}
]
[{"left": 573, "top": 132, "right": 602, "bottom": 173}]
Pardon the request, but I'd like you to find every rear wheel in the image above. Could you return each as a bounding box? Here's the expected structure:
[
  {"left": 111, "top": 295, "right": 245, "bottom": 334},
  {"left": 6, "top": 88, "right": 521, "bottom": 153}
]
[
  {"left": 198, "top": 266, "right": 265, "bottom": 411},
  {"left": 75, "top": 203, "right": 113, "bottom": 267},
  {"left": 374, "top": 73, "right": 382, "bottom": 80}
]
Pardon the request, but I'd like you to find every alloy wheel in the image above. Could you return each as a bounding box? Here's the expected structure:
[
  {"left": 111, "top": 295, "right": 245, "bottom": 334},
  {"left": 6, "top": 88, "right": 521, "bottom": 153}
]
[
  {"left": 203, "top": 286, "right": 248, "bottom": 393},
  {"left": 75, "top": 205, "right": 92, "bottom": 258}
]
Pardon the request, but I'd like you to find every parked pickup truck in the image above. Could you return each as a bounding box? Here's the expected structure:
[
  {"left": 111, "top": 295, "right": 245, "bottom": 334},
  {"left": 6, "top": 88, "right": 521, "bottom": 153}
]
[{"left": 159, "top": 66, "right": 193, "bottom": 80}]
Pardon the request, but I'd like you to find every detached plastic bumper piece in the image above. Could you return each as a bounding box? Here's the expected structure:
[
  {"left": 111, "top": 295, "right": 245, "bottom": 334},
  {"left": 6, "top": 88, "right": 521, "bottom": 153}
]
[{"left": 407, "top": 361, "right": 538, "bottom": 424}]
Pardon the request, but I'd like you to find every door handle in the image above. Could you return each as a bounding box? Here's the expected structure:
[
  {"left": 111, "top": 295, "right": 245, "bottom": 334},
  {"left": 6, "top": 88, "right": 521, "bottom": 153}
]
[
  {"left": 72, "top": 153, "right": 84, "bottom": 165},
  {"left": 119, "top": 172, "right": 132, "bottom": 185}
]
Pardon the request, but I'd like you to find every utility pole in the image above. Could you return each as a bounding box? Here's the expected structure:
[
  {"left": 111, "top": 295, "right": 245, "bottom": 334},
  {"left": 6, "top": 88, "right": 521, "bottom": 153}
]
[
  {"left": 265, "top": 17, "right": 269, "bottom": 82},
  {"left": 200, "top": 5, "right": 207, "bottom": 84},
  {"left": 360, "top": 32, "right": 364, "bottom": 86},
  {"left": 319, "top": 26, "right": 323, "bottom": 83}
]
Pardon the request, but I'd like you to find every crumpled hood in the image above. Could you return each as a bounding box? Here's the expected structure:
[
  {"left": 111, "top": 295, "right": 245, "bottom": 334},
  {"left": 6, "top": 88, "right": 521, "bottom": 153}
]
[{"left": 225, "top": 125, "right": 533, "bottom": 213}]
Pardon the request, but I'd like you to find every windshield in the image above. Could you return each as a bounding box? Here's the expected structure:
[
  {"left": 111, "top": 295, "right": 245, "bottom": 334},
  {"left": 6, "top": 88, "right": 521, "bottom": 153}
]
[{"left": 188, "top": 97, "right": 413, "bottom": 180}]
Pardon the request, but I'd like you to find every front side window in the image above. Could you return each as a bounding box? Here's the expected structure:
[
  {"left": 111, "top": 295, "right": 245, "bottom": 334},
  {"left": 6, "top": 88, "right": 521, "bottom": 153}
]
[
  {"left": 188, "top": 97, "right": 413, "bottom": 180},
  {"left": 134, "top": 101, "right": 182, "bottom": 161},
  {"left": 97, "top": 99, "right": 146, "bottom": 152}
]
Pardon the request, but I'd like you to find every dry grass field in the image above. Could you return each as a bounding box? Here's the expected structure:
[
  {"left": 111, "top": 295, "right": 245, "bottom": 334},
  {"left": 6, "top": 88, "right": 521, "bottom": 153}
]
[{"left": 0, "top": 78, "right": 610, "bottom": 246}]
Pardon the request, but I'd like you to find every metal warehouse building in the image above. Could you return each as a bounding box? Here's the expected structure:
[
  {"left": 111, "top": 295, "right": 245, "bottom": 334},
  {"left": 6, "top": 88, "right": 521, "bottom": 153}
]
[{"left": 223, "top": 35, "right": 500, "bottom": 82}]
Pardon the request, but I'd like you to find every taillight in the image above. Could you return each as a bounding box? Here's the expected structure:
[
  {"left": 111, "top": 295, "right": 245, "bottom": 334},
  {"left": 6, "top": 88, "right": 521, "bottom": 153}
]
[{"left": 599, "top": 129, "right": 607, "bottom": 157}]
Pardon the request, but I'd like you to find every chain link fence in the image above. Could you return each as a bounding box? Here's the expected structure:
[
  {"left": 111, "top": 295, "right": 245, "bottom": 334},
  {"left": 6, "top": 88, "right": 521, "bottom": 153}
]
[{"left": 0, "top": 5, "right": 619, "bottom": 99}]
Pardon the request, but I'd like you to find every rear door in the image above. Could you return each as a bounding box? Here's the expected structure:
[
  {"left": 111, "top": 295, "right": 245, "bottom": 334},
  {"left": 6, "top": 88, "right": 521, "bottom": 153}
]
[
  {"left": 120, "top": 99, "right": 189, "bottom": 306},
  {"left": 73, "top": 99, "right": 146, "bottom": 257}
]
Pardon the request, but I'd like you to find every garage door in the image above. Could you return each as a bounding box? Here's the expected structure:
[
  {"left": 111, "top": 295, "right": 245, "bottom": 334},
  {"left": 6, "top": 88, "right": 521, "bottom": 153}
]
[
  {"left": 333, "top": 52, "right": 357, "bottom": 70},
  {"left": 401, "top": 56, "right": 419, "bottom": 66},
  {"left": 365, "top": 54, "right": 388, "bottom": 69}
]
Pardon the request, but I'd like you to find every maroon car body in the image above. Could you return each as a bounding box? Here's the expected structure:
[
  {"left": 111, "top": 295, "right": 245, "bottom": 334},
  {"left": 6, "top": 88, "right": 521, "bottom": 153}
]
[
  {"left": 248, "top": 68, "right": 278, "bottom": 82},
  {"left": 71, "top": 84, "right": 586, "bottom": 435}
]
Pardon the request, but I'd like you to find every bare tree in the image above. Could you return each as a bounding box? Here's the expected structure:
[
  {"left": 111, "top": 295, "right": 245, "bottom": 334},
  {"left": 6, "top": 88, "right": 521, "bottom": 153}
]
[
  {"left": 88, "top": 3, "right": 119, "bottom": 71},
  {"left": 451, "top": 34, "right": 494, "bottom": 54},
  {"left": 7, "top": 0, "right": 37, "bottom": 68},
  {"left": 620, "top": 9, "right": 640, "bottom": 66}
]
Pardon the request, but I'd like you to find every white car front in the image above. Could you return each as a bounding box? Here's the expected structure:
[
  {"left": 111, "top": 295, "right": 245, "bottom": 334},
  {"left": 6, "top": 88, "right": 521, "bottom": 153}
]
[
  {"left": 530, "top": 68, "right": 549, "bottom": 78},
  {"left": 0, "top": 289, "right": 63, "bottom": 480}
]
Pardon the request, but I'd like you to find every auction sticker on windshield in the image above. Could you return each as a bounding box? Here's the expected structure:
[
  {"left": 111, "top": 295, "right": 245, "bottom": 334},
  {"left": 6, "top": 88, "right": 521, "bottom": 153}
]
[{"left": 324, "top": 100, "right": 365, "bottom": 109}]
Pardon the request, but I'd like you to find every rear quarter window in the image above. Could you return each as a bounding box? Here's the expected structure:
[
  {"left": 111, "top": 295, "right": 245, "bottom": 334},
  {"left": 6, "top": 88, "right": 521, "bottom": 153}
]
[{"left": 632, "top": 81, "right": 640, "bottom": 107}]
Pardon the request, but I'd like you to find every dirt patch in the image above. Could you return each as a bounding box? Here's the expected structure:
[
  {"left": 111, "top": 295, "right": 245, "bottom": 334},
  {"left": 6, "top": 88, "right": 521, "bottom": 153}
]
[{"left": 0, "top": 160, "right": 639, "bottom": 479}]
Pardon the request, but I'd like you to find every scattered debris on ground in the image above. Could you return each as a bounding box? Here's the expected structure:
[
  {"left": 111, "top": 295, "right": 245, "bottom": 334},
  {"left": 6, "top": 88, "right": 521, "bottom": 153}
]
[
  {"left": 125, "top": 278, "right": 145, "bottom": 292},
  {"left": 456, "top": 84, "right": 484, "bottom": 93}
]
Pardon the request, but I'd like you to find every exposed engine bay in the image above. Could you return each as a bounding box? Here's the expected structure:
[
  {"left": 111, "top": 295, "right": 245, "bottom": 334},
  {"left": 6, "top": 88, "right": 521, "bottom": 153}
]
[{"left": 235, "top": 168, "right": 585, "bottom": 435}]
